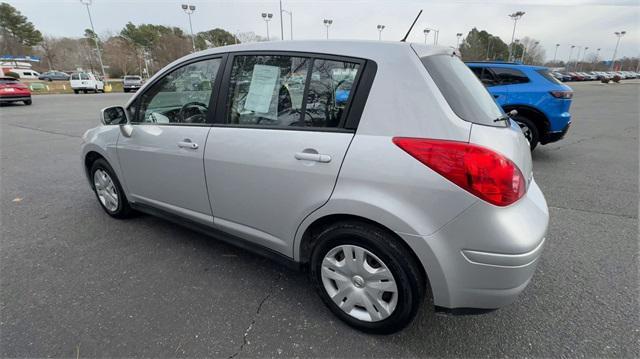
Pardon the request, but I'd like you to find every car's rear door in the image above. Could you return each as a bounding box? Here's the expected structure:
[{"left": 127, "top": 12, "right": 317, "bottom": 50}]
[
  {"left": 204, "top": 52, "right": 369, "bottom": 255},
  {"left": 117, "top": 55, "right": 224, "bottom": 224}
]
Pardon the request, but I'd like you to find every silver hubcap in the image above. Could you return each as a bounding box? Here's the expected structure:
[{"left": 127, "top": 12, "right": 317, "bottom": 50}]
[
  {"left": 320, "top": 245, "right": 398, "bottom": 322},
  {"left": 93, "top": 169, "right": 118, "bottom": 212},
  {"left": 517, "top": 121, "right": 533, "bottom": 144}
]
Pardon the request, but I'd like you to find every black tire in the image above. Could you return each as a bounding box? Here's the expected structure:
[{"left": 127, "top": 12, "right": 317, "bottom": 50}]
[
  {"left": 123, "top": 89, "right": 129, "bottom": 93},
  {"left": 73, "top": 90, "right": 79, "bottom": 94},
  {"left": 24, "top": 99, "right": 32, "bottom": 105},
  {"left": 310, "top": 221, "right": 425, "bottom": 334},
  {"left": 83, "top": 90, "right": 87, "bottom": 94},
  {"left": 89, "top": 158, "right": 134, "bottom": 219},
  {"left": 513, "top": 115, "right": 539, "bottom": 151}
]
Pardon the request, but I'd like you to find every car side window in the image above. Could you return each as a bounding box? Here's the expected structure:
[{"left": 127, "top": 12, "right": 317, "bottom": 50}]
[
  {"left": 226, "top": 55, "right": 310, "bottom": 127},
  {"left": 136, "top": 57, "right": 221, "bottom": 125},
  {"left": 71, "top": 74, "right": 79, "bottom": 80},
  {"left": 80, "top": 73, "right": 89, "bottom": 80},
  {"left": 489, "top": 67, "right": 529, "bottom": 85},
  {"left": 304, "top": 59, "right": 360, "bottom": 128},
  {"left": 471, "top": 67, "right": 497, "bottom": 86},
  {"left": 225, "top": 54, "right": 360, "bottom": 129}
]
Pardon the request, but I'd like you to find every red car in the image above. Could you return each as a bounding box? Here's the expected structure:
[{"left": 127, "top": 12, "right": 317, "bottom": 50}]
[{"left": 0, "top": 76, "right": 32, "bottom": 105}]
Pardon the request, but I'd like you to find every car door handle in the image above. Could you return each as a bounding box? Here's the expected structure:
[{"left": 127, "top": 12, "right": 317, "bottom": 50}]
[
  {"left": 295, "top": 152, "right": 331, "bottom": 163},
  {"left": 177, "top": 140, "right": 198, "bottom": 150}
]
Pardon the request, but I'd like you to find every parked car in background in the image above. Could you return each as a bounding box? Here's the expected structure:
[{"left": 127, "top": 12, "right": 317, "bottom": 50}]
[
  {"left": 38, "top": 71, "right": 71, "bottom": 81},
  {"left": 552, "top": 72, "right": 571, "bottom": 82},
  {"left": 123, "top": 75, "right": 143, "bottom": 93},
  {"left": 467, "top": 61, "right": 573, "bottom": 150},
  {"left": 7, "top": 69, "right": 40, "bottom": 79},
  {"left": 0, "top": 76, "right": 32, "bottom": 105},
  {"left": 70, "top": 72, "right": 104, "bottom": 94},
  {"left": 82, "top": 41, "right": 548, "bottom": 334},
  {"left": 578, "top": 72, "right": 597, "bottom": 81},
  {"left": 567, "top": 72, "right": 585, "bottom": 81}
]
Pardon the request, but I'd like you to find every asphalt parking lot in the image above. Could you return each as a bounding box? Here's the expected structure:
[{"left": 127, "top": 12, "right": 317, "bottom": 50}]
[{"left": 1, "top": 81, "right": 638, "bottom": 357}]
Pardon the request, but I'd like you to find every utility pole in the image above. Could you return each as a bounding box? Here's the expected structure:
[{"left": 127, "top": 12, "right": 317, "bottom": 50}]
[
  {"left": 80, "top": 0, "right": 106, "bottom": 79},
  {"left": 456, "top": 33, "right": 463, "bottom": 48},
  {"left": 610, "top": 31, "right": 626, "bottom": 70},
  {"left": 281, "top": 9, "right": 293, "bottom": 40},
  {"left": 423, "top": 29, "right": 430, "bottom": 44},
  {"left": 508, "top": 11, "right": 525, "bottom": 62},
  {"left": 181, "top": 4, "right": 196, "bottom": 52},
  {"left": 553, "top": 43, "right": 560, "bottom": 64},
  {"left": 279, "top": 0, "right": 284, "bottom": 41},
  {"left": 568, "top": 45, "right": 575, "bottom": 71}
]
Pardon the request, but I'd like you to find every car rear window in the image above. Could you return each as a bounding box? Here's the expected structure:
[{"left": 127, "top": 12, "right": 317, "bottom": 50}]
[
  {"left": 536, "top": 69, "right": 563, "bottom": 85},
  {"left": 421, "top": 55, "right": 505, "bottom": 127}
]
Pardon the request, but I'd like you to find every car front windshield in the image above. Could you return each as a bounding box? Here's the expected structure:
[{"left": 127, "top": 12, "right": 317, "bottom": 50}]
[{"left": 421, "top": 55, "right": 505, "bottom": 127}]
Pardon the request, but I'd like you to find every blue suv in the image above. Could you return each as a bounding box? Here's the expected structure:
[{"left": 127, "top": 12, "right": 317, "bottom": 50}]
[{"left": 466, "top": 62, "right": 573, "bottom": 150}]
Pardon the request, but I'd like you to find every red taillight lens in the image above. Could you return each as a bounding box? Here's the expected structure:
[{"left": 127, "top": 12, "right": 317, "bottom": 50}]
[
  {"left": 393, "top": 138, "right": 526, "bottom": 206},
  {"left": 550, "top": 90, "right": 573, "bottom": 99}
]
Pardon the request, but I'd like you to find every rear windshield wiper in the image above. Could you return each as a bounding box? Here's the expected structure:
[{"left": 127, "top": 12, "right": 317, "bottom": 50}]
[{"left": 493, "top": 109, "right": 518, "bottom": 123}]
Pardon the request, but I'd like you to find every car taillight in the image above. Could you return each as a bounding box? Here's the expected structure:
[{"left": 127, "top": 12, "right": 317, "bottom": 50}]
[
  {"left": 550, "top": 91, "right": 573, "bottom": 99},
  {"left": 393, "top": 138, "right": 526, "bottom": 206}
]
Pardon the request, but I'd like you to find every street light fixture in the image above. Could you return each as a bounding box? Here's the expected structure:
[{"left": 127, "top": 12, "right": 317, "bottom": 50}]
[
  {"left": 425, "top": 27, "right": 439, "bottom": 45},
  {"left": 79, "top": 0, "right": 106, "bottom": 79},
  {"left": 377, "top": 25, "right": 386, "bottom": 41},
  {"left": 181, "top": 4, "right": 196, "bottom": 52},
  {"left": 553, "top": 43, "right": 560, "bottom": 64},
  {"left": 610, "top": 31, "right": 626, "bottom": 70},
  {"left": 456, "top": 33, "right": 463, "bottom": 48},
  {"left": 323, "top": 19, "right": 333, "bottom": 40},
  {"left": 262, "top": 13, "right": 273, "bottom": 40},
  {"left": 508, "top": 11, "right": 525, "bottom": 62},
  {"left": 423, "top": 28, "right": 430, "bottom": 44}
]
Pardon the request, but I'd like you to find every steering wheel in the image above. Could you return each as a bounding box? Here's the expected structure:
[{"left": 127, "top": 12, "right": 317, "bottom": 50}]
[{"left": 178, "top": 101, "right": 208, "bottom": 123}]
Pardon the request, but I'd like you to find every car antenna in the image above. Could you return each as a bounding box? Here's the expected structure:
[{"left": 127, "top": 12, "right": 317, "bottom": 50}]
[{"left": 400, "top": 9, "right": 423, "bottom": 42}]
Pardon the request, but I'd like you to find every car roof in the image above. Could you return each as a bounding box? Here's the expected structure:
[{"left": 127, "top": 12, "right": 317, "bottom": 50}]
[
  {"left": 173, "top": 40, "right": 453, "bottom": 64},
  {"left": 465, "top": 61, "right": 546, "bottom": 70}
]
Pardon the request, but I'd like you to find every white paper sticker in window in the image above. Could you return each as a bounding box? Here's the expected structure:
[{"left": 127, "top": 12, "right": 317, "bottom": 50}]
[{"left": 244, "top": 64, "right": 280, "bottom": 113}]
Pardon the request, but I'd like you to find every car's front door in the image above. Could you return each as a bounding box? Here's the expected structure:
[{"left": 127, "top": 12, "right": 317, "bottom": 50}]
[
  {"left": 204, "top": 53, "right": 365, "bottom": 255},
  {"left": 118, "top": 56, "right": 223, "bottom": 224}
]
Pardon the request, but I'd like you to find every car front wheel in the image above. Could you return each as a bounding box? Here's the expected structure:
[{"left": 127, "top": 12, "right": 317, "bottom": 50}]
[
  {"left": 310, "top": 221, "right": 425, "bottom": 334},
  {"left": 90, "top": 159, "right": 133, "bottom": 219}
]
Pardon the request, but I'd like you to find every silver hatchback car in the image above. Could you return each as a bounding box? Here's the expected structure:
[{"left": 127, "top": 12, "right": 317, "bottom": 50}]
[{"left": 82, "top": 41, "right": 548, "bottom": 333}]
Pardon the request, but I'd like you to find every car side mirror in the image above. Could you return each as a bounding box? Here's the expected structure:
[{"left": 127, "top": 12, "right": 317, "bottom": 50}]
[{"left": 101, "top": 106, "right": 128, "bottom": 125}]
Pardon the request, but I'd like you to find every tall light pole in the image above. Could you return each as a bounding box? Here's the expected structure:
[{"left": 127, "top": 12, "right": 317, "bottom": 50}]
[
  {"left": 553, "top": 43, "right": 560, "bottom": 64},
  {"left": 423, "top": 28, "right": 430, "bottom": 44},
  {"left": 281, "top": 9, "right": 293, "bottom": 40},
  {"left": 425, "top": 27, "right": 439, "bottom": 45},
  {"left": 377, "top": 25, "right": 385, "bottom": 41},
  {"left": 181, "top": 4, "right": 196, "bottom": 52},
  {"left": 574, "top": 46, "right": 583, "bottom": 71},
  {"left": 323, "top": 19, "right": 333, "bottom": 40},
  {"left": 513, "top": 39, "right": 520, "bottom": 62},
  {"left": 592, "top": 48, "right": 601, "bottom": 70},
  {"left": 456, "top": 33, "right": 463, "bottom": 48},
  {"left": 262, "top": 13, "right": 273, "bottom": 40},
  {"left": 486, "top": 36, "right": 493, "bottom": 60},
  {"left": 508, "top": 11, "right": 525, "bottom": 62},
  {"left": 279, "top": 0, "right": 284, "bottom": 41},
  {"left": 610, "top": 31, "right": 626, "bottom": 70},
  {"left": 568, "top": 45, "right": 575, "bottom": 70},
  {"left": 79, "top": 0, "right": 106, "bottom": 79},
  {"left": 578, "top": 46, "right": 588, "bottom": 71}
]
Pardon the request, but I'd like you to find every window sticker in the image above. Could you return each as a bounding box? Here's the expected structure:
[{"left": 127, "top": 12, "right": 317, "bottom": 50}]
[{"left": 244, "top": 64, "right": 281, "bottom": 113}]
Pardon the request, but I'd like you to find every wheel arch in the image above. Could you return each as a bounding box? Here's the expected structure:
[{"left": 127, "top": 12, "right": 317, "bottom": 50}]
[
  {"left": 296, "top": 211, "right": 432, "bottom": 296},
  {"left": 503, "top": 104, "right": 550, "bottom": 137}
]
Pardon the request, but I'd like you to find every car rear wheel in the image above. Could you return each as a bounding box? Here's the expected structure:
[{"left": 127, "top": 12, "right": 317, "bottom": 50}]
[
  {"left": 513, "top": 115, "right": 539, "bottom": 151},
  {"left": 310, "top": 221, "right": 425, "bottom": 334},
  {"left": 90, "top": 159, "right": 133, "bottom": 219},
  {"left": 73, "top": 90, "right": 79, "bottom": 94},
  {"left": 24, "top": 99, "right": 32, "bottom": 105}
]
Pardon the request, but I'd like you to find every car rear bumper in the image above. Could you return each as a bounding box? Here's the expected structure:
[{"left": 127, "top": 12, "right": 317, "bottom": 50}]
[
  {"left": 0, "top": 95, "right": 31, "bottom": 102},
  {"left": 542, "top": 122, "right": 571, "bottom": 144},
  {"left": 397, "top": 178, "right": 549, "bottom": 311}
]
